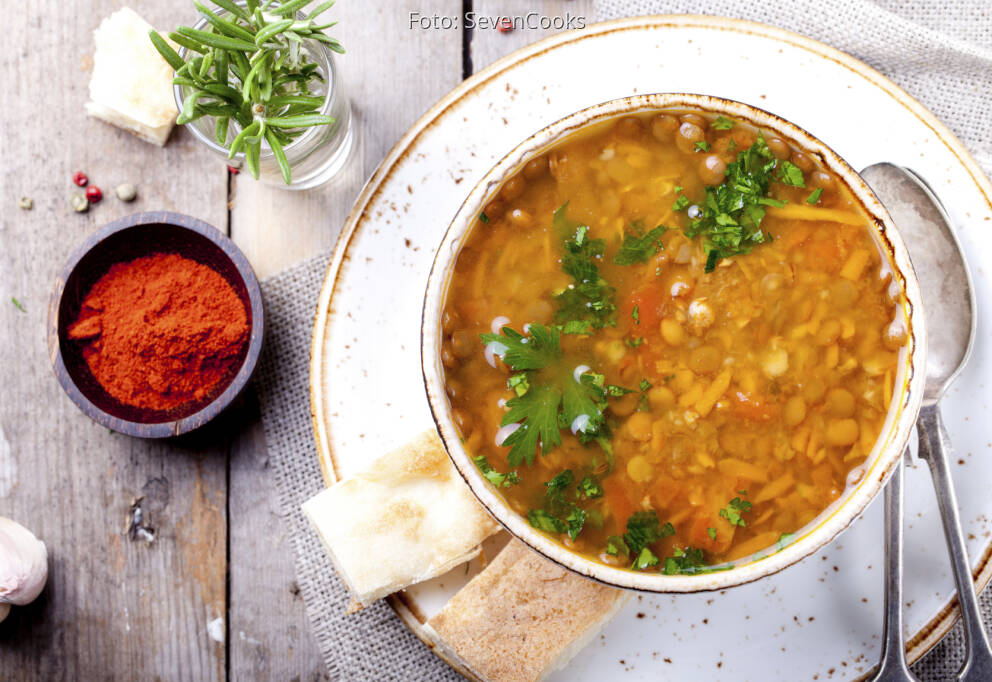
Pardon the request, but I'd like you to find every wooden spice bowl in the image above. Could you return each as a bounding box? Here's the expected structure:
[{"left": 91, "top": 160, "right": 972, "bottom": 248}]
[{"left": 47, "top": 211, "right": 265, "bottom": 438}]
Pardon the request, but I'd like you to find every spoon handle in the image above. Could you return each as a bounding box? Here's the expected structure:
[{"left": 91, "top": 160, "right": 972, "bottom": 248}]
[
  {"left": 874, "top": 459, "right": 920, "bottom": 682},
  {"left": 918, "top": 402, "right": 992, "bottom": 681}
]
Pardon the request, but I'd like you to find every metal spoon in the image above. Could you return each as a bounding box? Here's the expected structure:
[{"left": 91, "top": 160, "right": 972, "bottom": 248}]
[{"left": 862, "top": 163, "right": 991, "bottom": 681}]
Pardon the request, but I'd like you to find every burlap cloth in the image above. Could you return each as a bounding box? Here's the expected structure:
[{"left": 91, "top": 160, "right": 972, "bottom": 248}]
[{"left": 255, "top": 3, "right": 992, "bottom": 679}]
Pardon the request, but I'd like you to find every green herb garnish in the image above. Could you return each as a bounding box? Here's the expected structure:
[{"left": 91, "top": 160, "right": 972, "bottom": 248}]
[
  {"left": 806, "top": 188, "right": 823, "bottom": 204},
  {"left": 631, "top": 305, "right": 640, "bottom": 325},
  {"left": 707, "top": 527, "right": 717, "bottom": 541},
  {"left": 623, "top": 510, "right": 674, "bottom": 557},
  {"left": 614, "top": 222, "right": 668, "bottom": 266},
  {"left": 672, "top": 194, "right": 690, "bottom": 211},
  {"left": 694, "top": 140, "right": 711, "bottom": 152},
  {"left": 719, "top": 496, "right": 753, "bottom": 527},
  {"left": 663, "top": 546, "right": 708, "bottom": 575},
  {"left": 150, "top": 0, "right": 344, "bottom": 183},
  {"left": 712, "top": 115, "right": 735, "bottom": 130},
  {"left": 552, "top": 205, "right": 616, "bottom": 332},
  {"left": 777, "top": 160, "right": 806, "bottom": 187},
  {"left": 473, "top": 455, "right": 519, "bottom": 488},
  {"left": 11, "top": 297, "right": 25, "bottom": 313},
  {"left": 479, "top": 211, "right": 490, "bottom": 224},
  {"left": 527, "top": 470, "right": 587, "bottom": 539},
  {"left": 633, "top": 547, "right": 660, "bottom": 569}
]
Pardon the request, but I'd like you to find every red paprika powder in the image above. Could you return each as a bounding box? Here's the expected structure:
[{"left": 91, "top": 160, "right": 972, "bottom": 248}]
[{"left": 68, "top": 252, "right": 250, "bottom": 412}]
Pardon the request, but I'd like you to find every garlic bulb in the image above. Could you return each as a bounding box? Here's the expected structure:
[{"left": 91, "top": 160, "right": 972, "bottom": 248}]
[{"left": 0, "top": 516, "right": 48, "bottom": 621}]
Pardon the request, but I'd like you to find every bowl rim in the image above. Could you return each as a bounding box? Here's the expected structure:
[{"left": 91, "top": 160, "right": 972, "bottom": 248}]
[
  {"left": 47, "top": 211, "right": 265, "bottom": 439},
  {"left": 421, "top": 93, "right": 927, "bottom": 593}
]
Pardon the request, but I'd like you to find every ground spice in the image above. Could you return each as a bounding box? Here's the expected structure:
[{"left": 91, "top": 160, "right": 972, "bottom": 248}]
[{"left": 68, "top": 252, "right": 249, "bottom": 412}]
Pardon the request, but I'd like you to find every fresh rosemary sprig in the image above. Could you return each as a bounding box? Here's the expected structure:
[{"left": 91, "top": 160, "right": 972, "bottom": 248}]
[{"left": 150, "top": 0, "right": 344, "bottom": 183}]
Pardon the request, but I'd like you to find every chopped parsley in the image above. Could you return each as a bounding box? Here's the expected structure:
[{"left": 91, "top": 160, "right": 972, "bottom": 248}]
[
  {"left": 719, "top": 496, "right": 753, "bottom": 527},
  {"left": 606, "top": 535, "right": 629, "bottom": 556},
  {"left": 712, "top": 115, "right": 735, "bottom": 130},
  {"left": 694, "top": 140, "right": 711, "bottom": 152},
  {"left": 631, "top": 305, "right": 640, "bottom": 325},
  {"left": 580, "top": 475, "right": 604, "bottom": 498},
  {"left": 638, "top": 379, "right": 652, "bottom": 392},
  {"left": 527, "top": 470, "right": 588, "bottom": 540},
  {"left": 671, "top": 194, "right": 690, "bottom": 211},
  {"left": 679, "top": 135, "right": 791, "bottom": 272},
  {"left": 481, "top": 323, "right": 618, "bottom": 466},
  {"left": 625, "top": 337, "right": 644, "bottom": 348},
  {"left": 622, "top": 510, "right": 674, "bottom": 569},
  {"left": 473, "top": 455, "right": 519, "bottom": 488},
  {"left": 613, "top": 222, "right": 668, "bottom": 266},
  {"left": 707, "top": 527, "right": 717, "bottom": 541},
  {"left": 777, "top": 160, "right": 806, "bottom": 187},
  {"left": 479, "top": 212, "right": 490, "bottom": 224},
  {"left": 552, "top": 205, "right": 616, "bottom": 332},
  {"left": 663, "top": 546, "right": 708, "bottom": 575},
  {"left": 806, "top": 187, "right": 823, "bottom": 204},
  {"left": 11, "top": 297, "right": 25, "bottom": 313}
]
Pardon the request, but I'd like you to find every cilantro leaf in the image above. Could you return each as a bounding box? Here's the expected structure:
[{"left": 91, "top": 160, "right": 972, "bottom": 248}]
[
  {"left": 694, "top": 140, "right": 711, "bottom": 152},
  {"left": 672, "top": 194, "right": 690, "bottom": 211},
  {"left": 528, "top": 470, "right": 588, "bottom": 540},
  {"left": 528, "top": 509, "right": 568, "bottom": 534},
  {"left": 712, "top": 116, "right": 735, "bottom": 130},
  {"left": 580, "top": 476, "right": 603, "bottom": 498},
  {"left": 777, "top": 160, "right": 806, "bottom": 187},
  {"left": 500, "top": 383, "right": 562, "bottom": 466},
  {"left": 707, "top": 527, "right": 717, "bottom": 541},
  {"left": 613, "top": 223, "right": 669, "bottom": 266},
  {"left": 631, "top": 305, "right": 640, "bottom": 325},
  {"left": 719, "top": 496, "right": 753, "bottom": 527},
  {"left": 479, "top": 212, "right": 490, "bottom": 224},
  {"left": 473, "top": 455, "right": 520, "bottom": 488},
  {"left": 806, "top": 187, "right": 823, "bottom": 204}
]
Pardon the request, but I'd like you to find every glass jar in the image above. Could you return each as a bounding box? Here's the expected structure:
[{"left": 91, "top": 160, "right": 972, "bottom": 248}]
[{"left": 173, "top": 7, "right": 353, "bottom": 190}]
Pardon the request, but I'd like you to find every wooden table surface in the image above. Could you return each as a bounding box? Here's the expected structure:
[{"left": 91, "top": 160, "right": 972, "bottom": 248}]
[{"left": 0, "top": 1, "right": 592, "bottom": 679}]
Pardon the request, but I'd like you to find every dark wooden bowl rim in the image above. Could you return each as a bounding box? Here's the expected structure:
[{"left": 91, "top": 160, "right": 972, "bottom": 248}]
[{"left": 47, "top": 211, "right": 265, "bottom": 439}]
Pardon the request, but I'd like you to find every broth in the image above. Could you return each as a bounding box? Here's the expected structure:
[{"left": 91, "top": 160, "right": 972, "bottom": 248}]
[{"left": 441, "top": 110, "right": 907, "bottom": 574}]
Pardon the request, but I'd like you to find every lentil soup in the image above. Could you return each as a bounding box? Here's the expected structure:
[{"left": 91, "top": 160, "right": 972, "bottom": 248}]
[{"left": 440, "top": 108, "right": 910, "bottom": 575}]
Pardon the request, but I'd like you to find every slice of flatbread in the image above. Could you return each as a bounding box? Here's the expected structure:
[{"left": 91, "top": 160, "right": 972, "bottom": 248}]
[
  {"left": 425, "top": 540, "right": 631, "bottom": 682},
  {"left": 302, "top": 430, "right": 500, "bottom": 612}
]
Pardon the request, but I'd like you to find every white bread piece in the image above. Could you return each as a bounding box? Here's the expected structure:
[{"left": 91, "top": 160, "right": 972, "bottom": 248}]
[
  {"left": 425, "top": 540, "right": 631, "bottom": 682},
  {"left": 302, "top": 431, "right": 500, "bottom": 612},
  {"left": 86, "top": 8, "right": 178, "bottom": 146}
]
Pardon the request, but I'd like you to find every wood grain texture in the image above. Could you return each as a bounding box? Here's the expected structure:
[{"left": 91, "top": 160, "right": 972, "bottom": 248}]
[
  {"left": 225, "top": 1, "right": 462, "bottom": 679},
  {"left": 470, "top": 0, "right": 595, "bottom": 72},
  {"left": 0, "top": 1, "right": 227, "bottom": 679}
]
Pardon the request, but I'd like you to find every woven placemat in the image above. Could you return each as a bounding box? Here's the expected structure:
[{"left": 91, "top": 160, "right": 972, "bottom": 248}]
[{"left": 254, "top": 253, "right": 460, "bottom": 681}]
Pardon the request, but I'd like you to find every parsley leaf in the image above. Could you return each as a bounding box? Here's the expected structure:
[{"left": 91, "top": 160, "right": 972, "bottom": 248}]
[
  {"left": 694, "top": 140, "right": 711, "bottom": 152},
  {"left": 11, "top": 297, "right": 26, "bottom": 313},
  {"left": 712, "top": 115, "right": 735, "bottom": 130},
  {"left": 623, "top": 510, "right": 674, "bottom": 558},
  {"left": 481, "top": 324, "right": 559, "bottom": 371},
  {"left": 719, "top": 496, "right": 753, "bottom": 527},
  {"left": 672, "top": 194, "right": 690, "bottom": 211},
  {"left": 606, "top": 535, "right": 629, "bottom": 556},
  {"left": 683, "top": 135, "right": 781, "bottom": 270},
  {"left": 614, "top": 223, "right": 668, "bottom": 266},
  {"left": 777, "top": 160, "right": 806, "bottom": 187},
  {"left": 625, "top": 337, "right": 644, "bottom": 348},
  {"left": 806, "top": 187, "right": 823, "bottom": 204},
  {"left": 580, "top": 475, "right": 604, "bottom": 498},
  {"left": 633, "top": 547, "right": 660, "bottom": 570},
  {"left": 632, "top": 305, "right": 640, "bottom": 325},
  {"left": 707, "top": 527, "right": 717, "bottom": 541},
  {"left": 663, "top": 546, "right": 708, "bottom": 575},
  {"left": 500, "top": 383, "right": 562, "bottom": 466},
  {"left": 479, "top": 212, "right": 490, "bottom": 224},
  {"left": 527, "top": 470, "right": 588, "bottom": 539},
  {"left": 638, "top": 378, "right": 652, "bottom": 391},
  {"left": 553, "top": 205, "right": 616, "bottom": 331},
  {"left": 473, "top": 455, "right": 520, "bottom": 488}
]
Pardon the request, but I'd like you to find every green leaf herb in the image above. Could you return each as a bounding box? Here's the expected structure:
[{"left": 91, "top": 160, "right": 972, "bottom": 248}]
[
  {"left": 707, "top": 527, "right": 717, "bottom": 541},
  {"left": 150, "top": 0, "right": 344, "bottom": 184},
  {"left": 473, "top": 455, "right": 519, "bottom": 488},
  {"left": 553, "top": 205, "right": 616, "bottom": 332},
  {"left": 613, "top": 222, "right": 668, "bottom": 265},
  {"left": 11, "top": 297, "right": 25, "bottom": 313},
  {"left": 712, "top": 115, "right": 735, "bottom": 130},
  {"left": 663, "top": 546, "right": 709, "bottom": 575},
  {"left": 806, "top": 187, "right": 823, "bottom": 204},
  {"left": 527, "top": 470, "right": 588, "bottom": 539},
  {"left": 623, "top": 510, "right": 674, "bottom": 560},
  {"left": 777, "top": 160, "right": 806, "bottom": 187},
  {"left": 694, "top": 140, "right": 711, "bottom": 152},
  {"left": 719, "top": 496, "right": 753, "bottom": 527}
]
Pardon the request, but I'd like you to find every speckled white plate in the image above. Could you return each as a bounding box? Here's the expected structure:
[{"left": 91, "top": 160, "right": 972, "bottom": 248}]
[{"left": 310, "top": 15, "right": 992, "bottom": 681}]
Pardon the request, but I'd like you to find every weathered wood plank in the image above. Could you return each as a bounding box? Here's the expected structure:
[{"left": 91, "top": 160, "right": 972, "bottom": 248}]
[
  {"left": 470, "top": 0, "right": 595, "bottom": 73},
  {"left": 0, "top": 2, "right": 228, "bottom": 680},
  {"left": 226, "top": 2, "right": 463, "bottom": 679}
]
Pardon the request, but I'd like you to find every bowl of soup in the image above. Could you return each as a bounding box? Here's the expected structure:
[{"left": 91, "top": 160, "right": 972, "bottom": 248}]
[{"left": 422, "top": 94, "right": 925, "bottom": 592}]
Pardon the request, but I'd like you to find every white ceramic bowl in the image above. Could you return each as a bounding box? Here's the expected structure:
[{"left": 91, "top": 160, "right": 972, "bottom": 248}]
[{"left": 422, "top": 93, "right": 926, "bottom": 592}]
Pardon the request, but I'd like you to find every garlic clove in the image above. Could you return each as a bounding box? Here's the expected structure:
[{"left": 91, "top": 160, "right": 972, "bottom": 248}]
[{"left": 0, "top": 517, "right": 48, "bottom": 607}]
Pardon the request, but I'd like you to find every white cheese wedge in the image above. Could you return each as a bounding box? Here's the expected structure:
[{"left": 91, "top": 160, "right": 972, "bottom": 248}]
[
  {"left": 86, "top": 7, "right": 178, "bottom": 146},
  {"left": 302, "top": 431, "right": 500, "bottom": 612},
  {"left": 425, "top": 540, "right": 632, "bottom": 682}
]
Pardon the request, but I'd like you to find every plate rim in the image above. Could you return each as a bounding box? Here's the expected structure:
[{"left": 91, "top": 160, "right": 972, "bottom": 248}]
[{"left": 308, "top": 13, "right": 992, "bottom": 673}]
